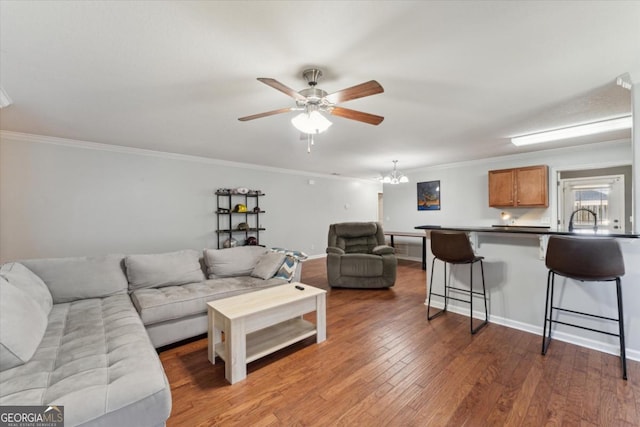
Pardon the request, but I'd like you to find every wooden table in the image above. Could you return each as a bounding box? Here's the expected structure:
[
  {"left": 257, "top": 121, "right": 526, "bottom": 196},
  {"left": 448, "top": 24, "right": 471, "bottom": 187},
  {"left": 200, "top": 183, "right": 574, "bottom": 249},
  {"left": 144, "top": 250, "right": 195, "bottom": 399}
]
[
  {"left": 384, "top": 231, "right": 427, "bottom": 270},
  {"left": 207, "top": 283, "right": 326, "bottom": 384}
]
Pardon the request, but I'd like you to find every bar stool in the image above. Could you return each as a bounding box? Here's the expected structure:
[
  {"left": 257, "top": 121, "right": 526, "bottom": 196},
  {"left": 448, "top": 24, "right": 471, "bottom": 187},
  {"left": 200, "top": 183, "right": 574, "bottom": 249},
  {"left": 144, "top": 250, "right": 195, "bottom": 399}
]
[
  {"left": 427, "top": 230, "right": 488, "bottom": 334},
  {"left": 542, "top": 236, "right": 627, "bottom": 380}
]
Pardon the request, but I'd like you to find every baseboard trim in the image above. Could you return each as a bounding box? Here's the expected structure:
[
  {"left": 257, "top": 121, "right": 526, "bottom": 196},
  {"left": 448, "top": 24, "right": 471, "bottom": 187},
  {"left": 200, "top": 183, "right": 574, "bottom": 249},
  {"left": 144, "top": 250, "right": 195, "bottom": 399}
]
[
  {"left": 425, "top": 300, "right": 639, "bottom": 362},
  {"left": 396, "top": 255, "right": 421, "bottom": 262}
]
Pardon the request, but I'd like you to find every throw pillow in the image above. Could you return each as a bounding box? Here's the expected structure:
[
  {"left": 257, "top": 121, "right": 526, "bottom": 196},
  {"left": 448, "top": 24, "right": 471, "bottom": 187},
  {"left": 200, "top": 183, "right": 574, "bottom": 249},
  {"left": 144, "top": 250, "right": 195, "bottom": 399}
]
[
  {"left": 126, "top": 249, "right": 205, "bottom": 290},
  {"left": 0, "top": 262, "right": 52, "bottom": 315},
  {"left": 203, "top": 246, "right": 268, "bottom": 278},
  {"left": 274, "top": 255, "right": 298, "bottom": 282},
  {"left": 251, "top": 252, "right": 286, "bottom": 280},
  {"left": 0, "top": 277, "right": 49, "bottom": 371}
]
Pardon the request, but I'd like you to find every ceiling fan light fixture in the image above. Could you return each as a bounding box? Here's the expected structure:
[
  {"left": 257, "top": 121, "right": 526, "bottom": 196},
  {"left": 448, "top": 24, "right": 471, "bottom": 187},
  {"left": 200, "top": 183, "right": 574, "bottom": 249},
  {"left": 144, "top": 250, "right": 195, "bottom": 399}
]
[
  {"left": 511, "top": 115, "right": 632, "bottom": 146},
  {"left": 291, "top": 110, "right": 332, "bottom": 134}
]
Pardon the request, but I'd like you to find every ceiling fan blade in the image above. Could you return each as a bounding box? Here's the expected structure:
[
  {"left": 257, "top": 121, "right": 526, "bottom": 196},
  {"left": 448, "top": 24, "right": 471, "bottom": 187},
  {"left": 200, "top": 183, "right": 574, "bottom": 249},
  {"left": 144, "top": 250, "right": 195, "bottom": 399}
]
[
  {"left": 257, "top": 78, "right": 307, "bottom": 101},
  {"left": 238, "top": 107, "right": 293, "bottom": 122},
  {"left": 330, "top": 106, "right": 384, "bottom": 125},
  {"left": 324, "top": 80, "right": 384, "bottom": 104}
]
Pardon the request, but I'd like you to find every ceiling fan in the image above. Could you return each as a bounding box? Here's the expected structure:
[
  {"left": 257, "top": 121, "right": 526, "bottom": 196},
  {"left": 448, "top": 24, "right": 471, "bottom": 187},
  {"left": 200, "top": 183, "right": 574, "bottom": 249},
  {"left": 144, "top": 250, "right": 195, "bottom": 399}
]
[{"left": 238, "top": 68, "right": 384, "bottom": 132}]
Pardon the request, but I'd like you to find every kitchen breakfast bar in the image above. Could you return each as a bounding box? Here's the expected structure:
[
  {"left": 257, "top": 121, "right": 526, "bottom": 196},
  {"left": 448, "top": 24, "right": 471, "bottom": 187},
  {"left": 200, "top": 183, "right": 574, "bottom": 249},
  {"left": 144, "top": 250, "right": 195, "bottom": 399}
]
[{"left": 414, "top": 224, "right": 640, "bottom": 364}]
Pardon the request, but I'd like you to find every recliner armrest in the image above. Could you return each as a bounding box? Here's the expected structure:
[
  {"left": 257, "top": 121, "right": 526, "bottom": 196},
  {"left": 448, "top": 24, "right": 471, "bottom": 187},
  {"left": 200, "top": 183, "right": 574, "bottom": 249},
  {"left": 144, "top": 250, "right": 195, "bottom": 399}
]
[
  {"left": 372, "top": 245, "right": 395, "bottom": 255},
  {"left": 326, "top": 247, "right": 345, "bottom": 255}
]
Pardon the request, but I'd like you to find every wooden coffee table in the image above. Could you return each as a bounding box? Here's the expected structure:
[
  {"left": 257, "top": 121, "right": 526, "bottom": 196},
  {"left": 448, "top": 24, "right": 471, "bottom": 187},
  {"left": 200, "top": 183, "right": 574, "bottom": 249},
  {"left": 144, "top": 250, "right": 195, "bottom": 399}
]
[{"left": 207, "top": 282, "right": 326, "bottom": 384}]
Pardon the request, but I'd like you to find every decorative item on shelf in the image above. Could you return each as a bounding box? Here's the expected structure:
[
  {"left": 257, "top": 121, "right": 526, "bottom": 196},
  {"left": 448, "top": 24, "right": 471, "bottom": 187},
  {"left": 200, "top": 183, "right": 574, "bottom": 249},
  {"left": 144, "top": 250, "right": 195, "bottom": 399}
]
[
  {"left": 223, "top": 238, "right": 238, "bottom": 248},
  {"left": 233, "top": 204, "right": 247, "bottom": 213},
  {"left": 246, "top": 236, "right": 258, "bottom": 246},
  {"left": 379, "top": 160, "right": 409, "bottom": 184},
  {"left": 237, "top": 222, "right": 250, "bottom": 231},
  {"left": 216, "top": 188, "right": 231, "bottom": 195},
  {"left": 236, "top": 187, "right": 249, "bottom": 194},
  {"left": 253, "top": 206, "right": 261, "bottom": 213},
  {"left": 217, "top": 207, "right": 230, "bottom": 214}
]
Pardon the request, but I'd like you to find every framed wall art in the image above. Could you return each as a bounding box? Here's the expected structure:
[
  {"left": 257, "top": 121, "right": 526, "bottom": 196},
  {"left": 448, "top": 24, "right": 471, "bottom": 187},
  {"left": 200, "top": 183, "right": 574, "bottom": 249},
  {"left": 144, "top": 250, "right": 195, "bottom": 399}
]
[{"left": 417, "top": 180, "right": 440, "bottom": 210}]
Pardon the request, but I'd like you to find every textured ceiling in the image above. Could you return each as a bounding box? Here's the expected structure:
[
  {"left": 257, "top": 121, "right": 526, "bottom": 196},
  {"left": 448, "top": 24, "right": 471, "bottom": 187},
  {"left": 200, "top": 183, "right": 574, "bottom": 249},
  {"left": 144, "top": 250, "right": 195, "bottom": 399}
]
[{"left": 0, "top": 1, "right": 638, "bottom": 179}]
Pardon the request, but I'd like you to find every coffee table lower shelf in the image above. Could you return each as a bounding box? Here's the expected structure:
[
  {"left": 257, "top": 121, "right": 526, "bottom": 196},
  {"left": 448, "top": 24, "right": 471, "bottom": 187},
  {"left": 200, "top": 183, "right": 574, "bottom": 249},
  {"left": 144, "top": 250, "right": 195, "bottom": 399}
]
[{"left": 215, "top": 318, "right": 316, "bottom": 364}]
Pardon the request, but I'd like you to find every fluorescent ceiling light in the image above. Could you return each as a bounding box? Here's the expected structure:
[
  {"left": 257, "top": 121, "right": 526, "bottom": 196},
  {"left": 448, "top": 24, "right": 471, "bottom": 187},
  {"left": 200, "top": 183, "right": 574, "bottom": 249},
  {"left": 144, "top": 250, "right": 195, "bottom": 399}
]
[
  {"left": 291, "top": 111, "right": 332, "bottom": 134},
  {"left": 511, "top": 115, "right": 632, "bottom": 146}
]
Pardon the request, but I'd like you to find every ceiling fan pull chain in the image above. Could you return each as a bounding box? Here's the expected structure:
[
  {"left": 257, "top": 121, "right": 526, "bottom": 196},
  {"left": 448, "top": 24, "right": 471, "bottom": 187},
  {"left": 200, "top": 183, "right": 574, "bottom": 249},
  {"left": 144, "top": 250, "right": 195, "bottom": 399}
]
[{"left": 307, "top": 134, "right": 313, "bottom": 153}]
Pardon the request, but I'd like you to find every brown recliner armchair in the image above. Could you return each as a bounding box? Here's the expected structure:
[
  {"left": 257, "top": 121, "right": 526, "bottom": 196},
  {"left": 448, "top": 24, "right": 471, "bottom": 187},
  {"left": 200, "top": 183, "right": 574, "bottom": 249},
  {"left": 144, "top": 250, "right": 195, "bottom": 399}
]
[{"left": 326, "top": 222, "right": 397, "bottom": 288}]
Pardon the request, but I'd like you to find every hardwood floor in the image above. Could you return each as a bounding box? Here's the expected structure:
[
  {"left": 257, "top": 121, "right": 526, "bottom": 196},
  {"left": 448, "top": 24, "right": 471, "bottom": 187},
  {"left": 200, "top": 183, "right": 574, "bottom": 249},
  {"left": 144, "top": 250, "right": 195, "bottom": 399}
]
[{"left": 160, "top": 258, "right": 640, "bottom": 426}]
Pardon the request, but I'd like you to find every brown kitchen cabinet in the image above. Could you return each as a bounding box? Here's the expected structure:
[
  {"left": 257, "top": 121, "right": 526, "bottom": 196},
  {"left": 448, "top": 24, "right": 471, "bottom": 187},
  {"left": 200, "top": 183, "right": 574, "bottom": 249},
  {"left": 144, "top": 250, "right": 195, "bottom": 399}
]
[{"left": 488, "top": 165, "right": 548, "bottom": 207}]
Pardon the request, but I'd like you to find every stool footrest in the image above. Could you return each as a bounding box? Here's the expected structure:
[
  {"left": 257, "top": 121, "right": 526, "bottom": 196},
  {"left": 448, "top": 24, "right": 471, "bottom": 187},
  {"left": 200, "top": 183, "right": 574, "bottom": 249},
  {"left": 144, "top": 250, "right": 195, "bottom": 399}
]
[
  {"left": 546, "top": 317, "right": 621, "bottom": 338},
  {"left": 551, "top": 306, "right": 620, "bottom": 323}
]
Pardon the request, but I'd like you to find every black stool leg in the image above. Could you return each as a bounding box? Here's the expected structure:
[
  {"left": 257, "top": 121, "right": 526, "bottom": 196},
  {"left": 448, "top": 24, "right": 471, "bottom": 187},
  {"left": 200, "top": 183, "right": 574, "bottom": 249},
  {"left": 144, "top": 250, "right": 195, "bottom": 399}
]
[
  {"left": 616, "top": 278, "right": 627, "bottom": 380},
  {"left": 470, "top": 260, "right": 488, "bottom": 334},
  {"left": 427, "top": 258, "right": 447, "bottom": 320},
  {"left": 541, "top": 270, "right": 554, "bottom": 355}
]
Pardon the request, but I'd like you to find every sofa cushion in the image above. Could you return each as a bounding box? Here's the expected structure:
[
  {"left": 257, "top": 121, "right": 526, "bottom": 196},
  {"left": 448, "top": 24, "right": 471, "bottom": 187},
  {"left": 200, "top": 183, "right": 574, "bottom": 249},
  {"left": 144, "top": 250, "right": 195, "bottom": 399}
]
[
  {"left": 125, "top": 249, "right": 205, "bottom": 290},
  {"left": 0, "top": 277, "right": 49, "bottom": 371},
  {"left": 251, "top": 252, "right": 286, "bottom": 280},
  {"left": 340, "top": 254, "right": 384, "bottom": 277},
  {"left": 0, "top": 294, "right": 171, "bottom": 427},
  {"left": 0, "top": 262, "right": 53, "bottom": 315},
  {"left": 203, "top": 246, "right": 268, "bottom": 278},
  {"left": 334, "top": 222, "right": 378, "bottom": 238},
  {"left": 20, "top": 255, "right": 128, "bottom": 303},
  {"left": 131, "top": 276, "right": 287, "bottom": 326}
]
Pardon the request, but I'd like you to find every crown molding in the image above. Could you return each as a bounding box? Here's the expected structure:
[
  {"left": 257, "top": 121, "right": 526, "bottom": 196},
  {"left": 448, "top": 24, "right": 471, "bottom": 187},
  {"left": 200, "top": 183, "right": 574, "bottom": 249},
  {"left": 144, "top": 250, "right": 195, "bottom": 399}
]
[{"left": 0, "top": 130, "right": 378, "bottom": 184}]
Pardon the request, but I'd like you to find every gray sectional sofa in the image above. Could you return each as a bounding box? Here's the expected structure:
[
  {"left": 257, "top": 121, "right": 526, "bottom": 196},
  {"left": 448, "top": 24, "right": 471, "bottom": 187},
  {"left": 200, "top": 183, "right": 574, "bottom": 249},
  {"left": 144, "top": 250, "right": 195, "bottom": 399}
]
[{"left": 0, "top": 245, "right": 304, "bottom": 426}]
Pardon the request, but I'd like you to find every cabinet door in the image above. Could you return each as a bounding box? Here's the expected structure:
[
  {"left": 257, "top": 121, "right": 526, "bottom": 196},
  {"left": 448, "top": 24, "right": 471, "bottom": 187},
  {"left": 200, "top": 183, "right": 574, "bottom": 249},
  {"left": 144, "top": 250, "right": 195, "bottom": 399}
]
[
  {"left": 488, "top": 169, "right": 515, "bottom": 207},
  {"left": 515, "top": 165, "right": 548, "bottom": 207}
]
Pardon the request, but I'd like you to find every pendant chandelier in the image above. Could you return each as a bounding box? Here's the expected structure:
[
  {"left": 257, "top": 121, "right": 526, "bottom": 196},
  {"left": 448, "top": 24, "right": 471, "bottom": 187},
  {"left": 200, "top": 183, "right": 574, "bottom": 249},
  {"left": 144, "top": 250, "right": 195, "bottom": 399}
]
[{"left": 380, "top": 160, "right": 409, "bottom": 184}]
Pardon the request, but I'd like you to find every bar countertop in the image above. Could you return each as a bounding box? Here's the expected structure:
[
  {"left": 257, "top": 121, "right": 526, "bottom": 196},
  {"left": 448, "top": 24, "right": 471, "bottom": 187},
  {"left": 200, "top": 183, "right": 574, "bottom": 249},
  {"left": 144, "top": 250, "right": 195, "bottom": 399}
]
[{"left": 414, "top": 224, "right": 640, "bottom": 238}]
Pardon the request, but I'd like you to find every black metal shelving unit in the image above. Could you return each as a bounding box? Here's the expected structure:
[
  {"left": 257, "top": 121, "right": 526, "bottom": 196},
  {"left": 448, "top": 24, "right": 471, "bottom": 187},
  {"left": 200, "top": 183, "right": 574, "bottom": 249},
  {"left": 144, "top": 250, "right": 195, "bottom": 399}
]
[{"left": 215, "top": 190, "right": 265, "bottom": 248}]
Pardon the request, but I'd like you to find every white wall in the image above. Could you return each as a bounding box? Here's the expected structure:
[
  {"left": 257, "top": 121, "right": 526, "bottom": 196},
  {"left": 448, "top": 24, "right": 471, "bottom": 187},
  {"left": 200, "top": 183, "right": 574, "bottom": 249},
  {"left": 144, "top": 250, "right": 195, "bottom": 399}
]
[
  {"left": 382, "top": 139, "right": 640, "bottom": 361},
  {"left": 383, "top": 139, "right": 632, "bottom": 231},
  {"left": 0, "top": 132, "right": 381, "bottom": 262}
]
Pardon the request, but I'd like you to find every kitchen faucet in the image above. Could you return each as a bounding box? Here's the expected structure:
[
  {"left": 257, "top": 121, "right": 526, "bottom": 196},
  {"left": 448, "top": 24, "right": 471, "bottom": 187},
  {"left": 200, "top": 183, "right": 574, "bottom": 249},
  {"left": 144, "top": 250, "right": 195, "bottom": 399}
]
[{"left": 568, "top": 208, "right": 598, "bottom": 232}]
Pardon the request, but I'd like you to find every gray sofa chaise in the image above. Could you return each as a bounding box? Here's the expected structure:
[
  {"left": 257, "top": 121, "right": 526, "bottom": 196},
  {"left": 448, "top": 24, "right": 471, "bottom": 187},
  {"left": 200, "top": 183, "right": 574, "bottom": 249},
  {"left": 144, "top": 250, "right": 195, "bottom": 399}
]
[{"left": 0, "top": 245, "right": 304, "bottom": 426}]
